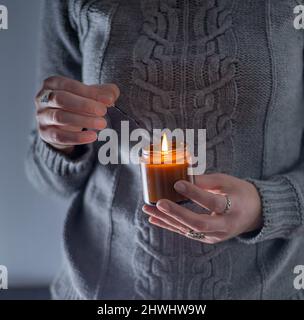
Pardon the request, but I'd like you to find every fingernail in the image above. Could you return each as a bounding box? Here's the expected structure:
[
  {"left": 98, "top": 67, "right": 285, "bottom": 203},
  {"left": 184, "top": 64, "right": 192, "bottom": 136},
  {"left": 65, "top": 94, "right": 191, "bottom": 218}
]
[
  {"left": 142, "top": 205, "right": 151, "bottom": 214},
  {"left": 157, "top": 200, "right": 169, "bottom": 212},
  {"left": 99, "top": 94, "right": 113, "bottom": 104},
  {"left": 174, "top": 181, "right": 186, "bottom": 193}
]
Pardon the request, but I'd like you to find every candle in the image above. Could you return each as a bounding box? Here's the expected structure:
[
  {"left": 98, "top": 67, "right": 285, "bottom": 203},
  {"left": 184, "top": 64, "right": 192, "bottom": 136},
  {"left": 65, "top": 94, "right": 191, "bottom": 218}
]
[{"left": 140, "top": 134, "right": 193, "bottom": 205}]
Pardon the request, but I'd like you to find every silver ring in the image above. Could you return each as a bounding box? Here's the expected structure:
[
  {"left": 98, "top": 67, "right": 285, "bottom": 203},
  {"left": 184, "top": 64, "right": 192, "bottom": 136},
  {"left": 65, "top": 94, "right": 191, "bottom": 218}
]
[
  {"left": 186, "top": 229, "right": 205, "bottom": 240},
  {"left": 40, "top": 90, "right": 53, "bottom": 105},
  {"left": 223, "top": 194, "right": 232, "bottom": 214}
]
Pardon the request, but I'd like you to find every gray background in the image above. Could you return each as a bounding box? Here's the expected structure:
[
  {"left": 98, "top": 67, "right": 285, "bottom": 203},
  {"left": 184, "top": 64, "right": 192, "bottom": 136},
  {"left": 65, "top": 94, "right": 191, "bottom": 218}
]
[{"left": 0, "top": 0, "right": 66, "bottom": 289}]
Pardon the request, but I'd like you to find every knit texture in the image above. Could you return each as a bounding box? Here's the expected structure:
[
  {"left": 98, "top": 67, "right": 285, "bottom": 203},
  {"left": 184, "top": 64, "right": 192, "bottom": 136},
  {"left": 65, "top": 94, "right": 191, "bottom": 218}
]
[
  {"left": 131, "top": 0, "right": 236, "bottom": 299},
  {"left": 26, "top": 0, "right": 304, "bottom": 299}
]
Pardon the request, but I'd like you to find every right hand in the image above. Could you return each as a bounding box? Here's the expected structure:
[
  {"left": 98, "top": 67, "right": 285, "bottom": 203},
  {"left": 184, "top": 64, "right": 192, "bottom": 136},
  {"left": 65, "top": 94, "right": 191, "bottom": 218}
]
[{"left": 35, "top": 76, "right": 120, "bottom": 154}]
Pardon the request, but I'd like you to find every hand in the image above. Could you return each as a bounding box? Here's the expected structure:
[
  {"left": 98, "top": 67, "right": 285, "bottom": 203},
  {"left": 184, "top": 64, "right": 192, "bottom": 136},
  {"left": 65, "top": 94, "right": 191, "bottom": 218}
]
[
  {"left": 35, "top": 76, "right": 120, "bottom": 154},
  {"left": 142, "top": 173, "right": 262, "bottom": 244}
]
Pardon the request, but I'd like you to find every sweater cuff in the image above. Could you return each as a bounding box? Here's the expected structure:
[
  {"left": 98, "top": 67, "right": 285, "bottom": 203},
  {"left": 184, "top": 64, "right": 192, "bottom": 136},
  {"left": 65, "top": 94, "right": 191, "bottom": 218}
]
[
  {"left": 237, "top": 176, "right": 302, "bottom": 244},
  {"left": 33, "top": 135, "right": 95, "bottom": 177}
]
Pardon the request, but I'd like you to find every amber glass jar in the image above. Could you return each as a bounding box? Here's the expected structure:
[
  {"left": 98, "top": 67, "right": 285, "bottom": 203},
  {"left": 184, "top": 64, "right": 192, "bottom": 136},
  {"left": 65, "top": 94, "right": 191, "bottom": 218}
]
[{"left": 140, "top": 142, "right": 193, "bottom": 205}]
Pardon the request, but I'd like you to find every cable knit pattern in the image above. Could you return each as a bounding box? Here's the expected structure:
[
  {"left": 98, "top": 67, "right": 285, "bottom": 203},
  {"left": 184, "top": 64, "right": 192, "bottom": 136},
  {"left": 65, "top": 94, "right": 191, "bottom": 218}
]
[
  {"left": 133, "top": 201, "right": 233, "bottom": 299},
  {"left": 129, "top": 0, "right": 237, "bottom": 172},
  {"left": 131, "top": 0, "right": 236, "bottom": 299}
]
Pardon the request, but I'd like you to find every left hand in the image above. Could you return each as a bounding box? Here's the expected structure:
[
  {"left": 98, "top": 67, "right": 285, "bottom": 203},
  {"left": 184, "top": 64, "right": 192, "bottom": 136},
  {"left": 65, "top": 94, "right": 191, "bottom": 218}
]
[{"left": 142, "top": 173, "right": 263, "bottom": 244}]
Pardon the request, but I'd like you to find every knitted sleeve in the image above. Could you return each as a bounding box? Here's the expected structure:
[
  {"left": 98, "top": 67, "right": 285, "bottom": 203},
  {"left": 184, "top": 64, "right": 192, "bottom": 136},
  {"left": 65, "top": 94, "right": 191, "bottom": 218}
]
[
  {"left": 25, "top": 0, "right": 96, "bottom": 198},
  {"left": 237, "top": 162, "right": 304, "bottom": 244}
]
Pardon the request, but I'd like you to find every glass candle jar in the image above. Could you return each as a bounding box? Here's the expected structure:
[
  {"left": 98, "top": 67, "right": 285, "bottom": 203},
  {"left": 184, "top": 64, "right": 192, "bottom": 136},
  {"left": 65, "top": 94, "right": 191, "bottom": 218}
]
[{"left": 140, "top": 139, "right": 193, "bottom": 205}]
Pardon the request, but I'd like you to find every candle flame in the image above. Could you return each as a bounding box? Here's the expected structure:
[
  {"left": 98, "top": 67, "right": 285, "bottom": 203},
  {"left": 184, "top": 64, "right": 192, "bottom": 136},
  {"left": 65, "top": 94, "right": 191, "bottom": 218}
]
[{"left": 161, "top": 133, "right": 169, "bottom": 152}]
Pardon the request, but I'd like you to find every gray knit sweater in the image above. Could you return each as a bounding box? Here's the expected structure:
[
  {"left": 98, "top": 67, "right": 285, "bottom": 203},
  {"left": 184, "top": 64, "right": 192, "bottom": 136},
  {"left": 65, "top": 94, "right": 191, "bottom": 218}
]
[{"left": 26, "top": 0, "right": 304, "bottom": 299}]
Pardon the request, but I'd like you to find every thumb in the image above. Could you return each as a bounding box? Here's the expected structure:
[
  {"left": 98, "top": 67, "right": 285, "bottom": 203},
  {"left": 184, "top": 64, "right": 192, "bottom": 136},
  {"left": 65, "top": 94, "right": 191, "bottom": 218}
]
[{"left": 90, "top": 83, "right": 120, "bottom": 106}]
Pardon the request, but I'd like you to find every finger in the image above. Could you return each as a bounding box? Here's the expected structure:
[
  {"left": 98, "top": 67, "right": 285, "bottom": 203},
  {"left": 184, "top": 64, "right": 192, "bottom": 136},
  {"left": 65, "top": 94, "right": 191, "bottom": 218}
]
[
  {"left": 156, "top": 199, "right": 227, "bottom": 233},
  {"left": 143, "top": 205, "right": 190, "bottom": 233},
  {"left": 149, "top": 215, "right": 228, "bottom": 244},
  {"left": 148, "top": 216, "right": 184, "bottom": 236},
  {"left": 90, "top": 84, "right": 120, "bottom": 103},
  {"left": 143, "top": 205, "right": 225, "bottom": 235},
  {"left": 62, "top": 125, "right": 84, "bottom": 133},
  {"left": 184, "top": 234, "right": 225, "bottom": 244},
  {"left": 37, "top": 108, "right": 107, "bottom": 130},
  {"left": 36, "top": 90, "right": 108, "bottom": 117},
  {"left": 184, "top": 231, "right": 228, "bottom": 241},
  {"left": 174, "top": 180, "right": 227, "bottom": 213},
  {"left": 39, "top": 125, "right": 97, "bottom": 146},
  {"left": 41, "top": 76, "right": 120, "bottom": 105}
]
